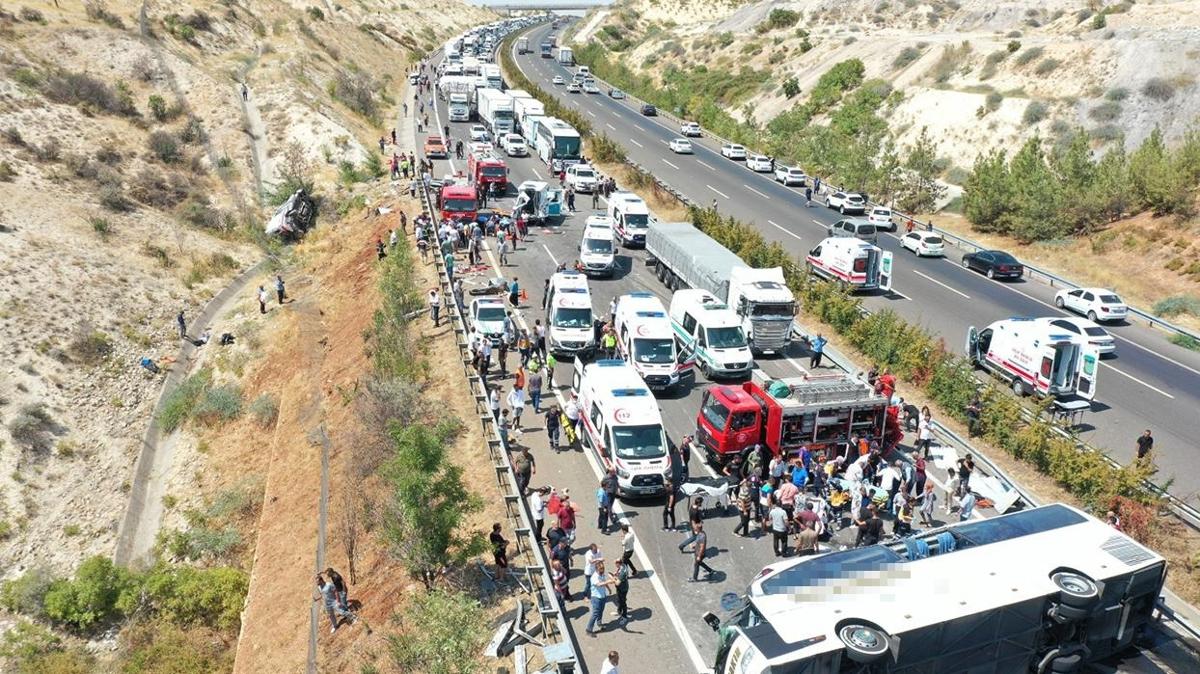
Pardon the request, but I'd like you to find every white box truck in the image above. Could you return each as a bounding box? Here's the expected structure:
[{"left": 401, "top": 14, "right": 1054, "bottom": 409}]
[
  {"left": 517, "top": 36, "right": 529, "bottom": 54},
  {"left": 557, "top": 46, "right": 574, "bottom": 65},
  {"left": 481, "top": 63, "right": 503, "bottom": 90},
  {"left": 512, "top": 96, "right": 545, "bottom": 134},
  {"left": 646, "top": 222, "right": 796, "bottom": 355},
  {"left": 476, "top": 88, "right": 515, "bottom": 136}
]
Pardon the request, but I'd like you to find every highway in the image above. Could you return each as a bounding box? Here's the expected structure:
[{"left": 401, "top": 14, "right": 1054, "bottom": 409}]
[
  {"left": 412, "top": 35, "right": 1197, "bottom": 672},
  {"left": 510, "top": 22, "right": 1200, "bottom": 506}
]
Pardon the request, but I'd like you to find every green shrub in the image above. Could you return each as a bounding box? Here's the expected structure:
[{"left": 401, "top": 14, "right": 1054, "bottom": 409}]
[
  {"left": 43, "top": 556, "right": 139, "bottom": 631},
  {"left": 1007, "top": 40, "right": 1021, "bottom": 53},
  {"left": 193, "top": 384, "right": 243, "bottom": 425},
  {"left": 120, "top": 620, "right": 234, "bottom": 674},
  {"left": 148, "top": 130, "right": 180, "bottom": 163},
  {"left": 1, "top": 568, "right": 55, "bottom": 617},
  {"left": 141, "top": 565, "right": 248, "bottom": 630},
  {"left": 1088, "top": 100, "right": 1121, "bottom": 121},
  {"left": 248, "top": 393, "right": 279, "bottom": 426},
  {"left": 1153, "top": 295, "right": 1200, "bottom": 318},
  {"left": 926, "top": 41, "right": 971, "bottom": 83},
  {"left": 587, "top": 133, "right": 626, "bottom": 163},
  {"left": 782, "top": 77, "right": 800, "bottom": 98},
  {"left": 159, "top": 369, "right": 213, "bottom": 431},
  {"left": 1141, "top": 78, "right": 1175, "bottom": 101},
  {"left": 1034, "top": 57, "right": 1062, "bottom": 75},
  {"left": 893, "top": 46, "right": 921, "bottom": 69},
  {"left": 68, "top": 330, "right": 114, "bottom": 365},
  {"left": 1105, "top": 87, "right": 1129, "bottom": 101},
  {"left": 765, "top": 8, "right": 800, "bottom": 30},
  {"left": 1091, "top": 12, "right": 1107, "bottom": 29},
  {"left": 148, "top": 94, "right": 169, "bottom": 121},
  {"left": 1022, "top": 100, "right": 1049, "bottom": 125},
  {"left": 42, "top": 70, "right": 138, "bottom": 116},
  {"left": 178, "top": 194, "right": 221, "bottom": 228},
  {"left": 8, "top": 404, "right": 56, "bottom": 452},
  {"left": 1169, "top": 333, "right": 1200, "bottom": 351},
  {"left": 985, "top": 91, "right": 1003, "bottom": 112},
  {"left": 307, "top": 6, "right": 325, "bottom": 20},
  {"left": 0, "top": 161, "right": 15, "bottom": 181},
  {"left": 100, "top": 185, "right": 132, "bottom": 212},
  {"left": 1014, "top": 45, "right": 1044, "bottom": 66},
  {"left": 389, "top": 590, "right": 486, "bottom": 674}
]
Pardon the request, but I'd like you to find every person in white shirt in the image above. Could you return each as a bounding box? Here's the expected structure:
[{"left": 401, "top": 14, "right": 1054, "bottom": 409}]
[
  {"left": 507, "top": 385, "right": 526, "bottom": 430},
  {"left": 599, "top": 651, "right": 619, "bottom": 674},
  {"left": 529, "top": 487, "right": 547, "bottom": 542},
  {"left": 582, "top": 543, "right": 603, "bottom": 598},
  {"left": 489, "top": 387, "right": 500, "bottom": 423},
  {"left": 618, "top": 523, "right": 638, "bottom": 576}
]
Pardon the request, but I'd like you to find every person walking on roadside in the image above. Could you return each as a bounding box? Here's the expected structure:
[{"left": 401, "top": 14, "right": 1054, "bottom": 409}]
[
  {"left": 545, "top": 405, "right": 561, "bottom": 451},
  {"left": 733, "top": 478, "right": 753, "bottom": 537},
  {"left": 489, "top": 385, "right": 501, "bottom": 423},
  {"left": 316, "top": 574, "right": 354, "bottom": 633},
  {"left": 176, "top": 310, "right": 187, "bottom": 339},
  {"left": 965, "top": 395, "right": 982, "bottom": 438},
  {"left": 490, "top": 523, "right": 510, "bottom": 581},
  {"left": 808, "top": 334, "right": 826, "bottom": 368},
  {"left": 586, "top": 560, "right": 617, "bottom": 636},
  {"left": 678, "top": 435, "right": 694, "bottom": 479},
  {"left": 241, "top": 82, "right": 248, "bottom": 101},
  {"left": 530, "top": 486, "right": 548, "bottom": 542},
  {"left": 956, "top": 453, "right": 975, "bottom": 496},
  {"left": 508, "top": 385, "right": 526, "bottom": 430},
  {"left": 428, "top": 288, "right": 440, "bottom": 327},
  {"left": 918, "top": 482, "right": 938, "bottom": 527},
  {"left": 805, "top": 186, "right": 813, "bottom": 206},
  {"left": 275, "top": 275, "right": 286, "bottom": 305},
  {"left": 595, "top": 480, "right": 611, "bottom": 533},
  {"left": 957, "top": 490, "right": 977, "bottom": 521},
  {"left": 257, "top": 285, "right": 269, "bottom": 314},
  {"left": 678, "top": 497, "right": 704, "bottom": 552},
  {"left": 513, "top": 447, "right": 534, "bottom": 495},
  {"left": 600, "top": 651, "right": 620, "bottom": 674},
  {"left": 795, "top": 521, "right": 819, "bottom": 556},
  {"left": 528, "top": 365, "right": 543, "bottom": 412},
  {"left": 325, "top": 567, "right": 350, "bottom": 611},
  {"left": 662, "top": 475, "right": 678, "bottom": 531},
  {"left": 916, "top": 409, "right": 934, "bottom": 457},
  {"left": 689, "top": 523, "right": 715, "bottom": 582},
  {"left": 612, "top": 559, "right": 630, "bottom": 626},
  {"left": 619, "top": 522, "right": 638, "bottom": 576},
  {"left": 583, "top": 543, "right": 603, "bottom": 598},
  {"left": 1136, "top": 429, "right": 1154, "bottom": 463},
  {"left": 768, "top": 497, "right": 789, "bottom": 557}
]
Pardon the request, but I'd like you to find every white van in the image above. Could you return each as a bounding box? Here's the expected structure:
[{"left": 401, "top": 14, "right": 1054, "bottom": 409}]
[
  {"left": 579, "top": 216, "right": 616, "bottom": 277},
  {"left": 967, "top": 317, "right": 1099, "bottom": 399},
  {"left": 607, "top": 191, "right": 651, "bottom": 247},
  {"left": 577, "top": 65, "right": 591, "bottom": 77},
  {"left": 572, "top": 359, "right": 671, "bottom": 497},
  {"left": 805, "top": 237, "right": 893, "bottom": 292},
  {"left": 613, "top": 292, "right": 691, "bottom": 391},
  {"left": 545, "top": 271, "right": 595, "bottom": 357},
  {"left": 668, "top": 289, "right": 753, "bottom": 379}
]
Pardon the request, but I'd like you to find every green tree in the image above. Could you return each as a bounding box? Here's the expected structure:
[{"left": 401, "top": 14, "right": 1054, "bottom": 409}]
[
  {"left": 381, "top": 425, "right": 485, "bottom": 588},
  {"left": 389, "top": 590, "right": 486, "bottom": 674},
  {"left": 42, "top": 556, "right": 139, "bottom": 631},
  {"left": 782, "top": 77, "right": 800, "bottom": 99},
  {"left": 1004, "top": 136, "right": 1067, "bottom": 241},
  {"left": 1129, "top": 127, "right": 1191, "bottom": 216},
  {"left": 963, "top": 149, "right": 1012, "bottom": 232},
  {"left": 1051, "top": 129, "right": 1102, "bottom": 233},
  {"left": 898, "top": 127, "right": 947, "bottom": 213}
]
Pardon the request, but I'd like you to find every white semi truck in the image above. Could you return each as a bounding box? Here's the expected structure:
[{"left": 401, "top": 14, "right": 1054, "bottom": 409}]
[
  {"left": 557, "top": 46, "right": 574, "bottom": 65},
  {"left": 481, "top": 63, "right": 503, "bottom": 90},
  {"left": 512, "top": 95, "right": 545, "bottom": 134},
  {"left": 646, "top": 222, "right": 796, "bottom": 355},
  {"left": 476, "top": 88, "right": 515, "bottom": 136}
]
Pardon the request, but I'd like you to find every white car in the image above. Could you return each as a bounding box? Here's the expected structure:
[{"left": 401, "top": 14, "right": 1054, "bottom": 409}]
[
  {"left": 502, "top": 133, "right": 527, "bottom": 157},
  {"left": 720, "top": 143, "right": 747, "bottom": 160},
  {"left": 566, "top": 163, "right": 599, "bottom": 193},
  {"left": 1055, "top": 288, "right": 1129, "bottom": 323},
  {"left": 609, "top": 88, "right": 626, "bottom": 99},
  {"left": 745, "top": 154, "right": 773, "bottom": 172},
  {"left": 826, "top": 191, "right": 867, "bottom": 214},
  {"left": 470, "top": 297, "right": 508, "bottom": 345},
  {"left": 669, "top": 138, "right": 693, "bottom": 154},
  {"left": 900, "top": 231, "right": 945, "bottom": 257},
  {"left": 1049, "top": 317, "right": 1117, "bottom": 355},
  {"left": 469, "top": 125, "right": 489, "bottom": 142},
  {"left": 566, "top": 82, "right": 581, "bottom": 93},
  {"left": 680, "top": 121, "right": 702, "bottom": 137},
  {"left": 583, "top": 82, "right": 600, "bottom": 94},
  {"left": 469, "top": 141, "right": 494, "bottom": 155},
  {"left": 552, "top": 76, "right": 565, "bottom": 85},
  {"left": 774, "top": 166, "right": 806, "bottom": 186},
  {"left": 867, "top": 206, "right": 895, "bottom": 232}
]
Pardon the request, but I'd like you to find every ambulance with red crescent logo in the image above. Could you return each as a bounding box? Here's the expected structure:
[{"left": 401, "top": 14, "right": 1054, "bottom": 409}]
[
  {"left": 805, "top": 237, "right": 893, "bottom": 292},
  {"left": 572, "top": 360, "right": 672, "bottom": 497},
  {"left": 612, "top": 292, "right": 693, "bottom": 392}
]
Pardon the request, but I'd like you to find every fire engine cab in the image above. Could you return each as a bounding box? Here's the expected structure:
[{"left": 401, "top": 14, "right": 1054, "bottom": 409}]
[
  {"left": 572, "top": 360, "right": 672, "bottom": 497},
  {"left": 467, "top": 151, "right": 508, "bottom": 195},
  {"left": 437, "top": 177, "right": 478, "bottom": 223},
  {"left": 805, "top": 237, "right": 892, "bottom": 292},
  {"left": 612, "top": 292, "right": 692, "bottom": 392},
  {"left": 696, "top": 370, "right": 891, "bottom": 464},
  {"left": 967, "top": 317, "right": 1099, "bottom": 400}
]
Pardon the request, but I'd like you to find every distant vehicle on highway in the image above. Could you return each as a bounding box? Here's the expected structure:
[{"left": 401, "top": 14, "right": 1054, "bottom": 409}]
[
  {"left": 1054, "top": 288, "right": 1128, "bottom": 323},
  {"left": 423, "top": 135, "right": 447, "bottom": 158},
  {"left": 1049, "top": 317, "right": 1117, "bottom": 355},
  {"left": 961, "top": 250, "right": 1024, "bottom": 280},
  {"left": 828, "top": 218, "right": 878, "bottom": 244},
  {"left": 640, "top": 103, "right": 657, "bottom": 116},
  {"left": 867, "top": 206, "right": 895, "bottom": 231},
  {"left": 680, "top": 121, "right": 702, "bottom": 137},
  {"left": 774, "top": 166, "right": 806, "bottom": 186},
  {"left": 900, "top": 231, "right": 945, "bottom": 257},
  {"left": 745, "top": 154, "right": 772, "bottom": 172},
  {"left": 825, "top": 191, "right": 866, "bottom": 214},
  {"left": 552, "top": 75, "right": 564, "bottom": 85},
  {"left": 583, "top": 82, "right": 600, "bottom": 94},
  {"left": 720, "top": 143, "right": 747, "bottom": 160},
  {"left": 669, "top": 138, "right": 693, "bottom": 154},
  {"left": 469, "top": 124, "right": 490, "bottom": 142},
  {"left": 501, "top": 133, "right": 527, "bottom": 157},
  {"left": 608, "top": 88, "right": 625, "bottom": 99},
  {"left": 566, "top": 82, "right": 581, "bottom": 93}
]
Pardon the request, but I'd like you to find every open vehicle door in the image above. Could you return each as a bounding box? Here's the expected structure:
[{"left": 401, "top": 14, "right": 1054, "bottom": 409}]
[
  {"left": 676, "top": 342, "right": 697, "bottom": 377},
  {"left": 966, "top": 326, "right": 979, "bottom": 365},
  {"left": 571, "top": 362, "right": 583, "bottom": 394},
  {"left": 1076, "top": 343, "right": 1099, "bottom": 400},
  {"left": 879, "top": 250, "right": 894, "bottom": 292}
]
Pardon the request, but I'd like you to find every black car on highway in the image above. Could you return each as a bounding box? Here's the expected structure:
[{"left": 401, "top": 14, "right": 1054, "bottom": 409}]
[
  {"left": 961, "top": 250, "right": 1024, "bottom": 280},
  {"left": 640, "top": 104, "right": 657, "bottom": 116}
]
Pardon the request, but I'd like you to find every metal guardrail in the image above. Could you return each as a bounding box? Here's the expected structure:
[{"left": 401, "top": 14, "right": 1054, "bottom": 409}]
[
  {"left": 565, "top": 50, "right": 1200, "bottom": 345},
  {"left": 414, "top": 179, "right": 580, "bottom": 673}
]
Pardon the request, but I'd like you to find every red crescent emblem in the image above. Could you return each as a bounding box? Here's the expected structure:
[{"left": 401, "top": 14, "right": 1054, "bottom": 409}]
[
  {"left": 636, "top": 325, "right": 649, "bottom": 336},
  {"left": 615, "top": 408, "right": 631, "bottom": 423},
  {"left": 736, "top": 432, "right": 748, "bottom": 442}
]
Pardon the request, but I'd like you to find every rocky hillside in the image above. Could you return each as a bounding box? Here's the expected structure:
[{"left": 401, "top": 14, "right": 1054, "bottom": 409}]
[
  {"left": 0, "top": 0, "right": 487, "bottom": 579},
  {"left": 575, "top": 0, "right": 1200, "bottom": 175}
]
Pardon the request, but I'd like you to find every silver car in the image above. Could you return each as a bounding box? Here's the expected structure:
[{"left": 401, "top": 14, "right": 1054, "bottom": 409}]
[{"left": 828, "top": 218, "right": 878, "bottom": 244}]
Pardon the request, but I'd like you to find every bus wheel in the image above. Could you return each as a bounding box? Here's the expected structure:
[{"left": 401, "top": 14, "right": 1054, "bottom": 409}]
[
  {"left": 1051, "top": 571, "right": 1099, "bottom": 609},
  {"left": 837, "top": 623, "right": 890, "bottom": 663}
]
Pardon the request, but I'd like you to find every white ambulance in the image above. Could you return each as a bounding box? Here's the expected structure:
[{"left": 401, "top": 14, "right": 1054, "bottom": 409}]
[
  {"left": 545, "top": 271, "right": 595, "bottom": 357},
  {"left": 966, "top": 317, "right": 1099, "bottom": 399},
  {"left": 805, "top": 237, "right": 893, "bottom": 292},
  {"left": 668, "top": 289, "right": 753, "bottom": 379},
  {"left": 578, "top": 215, "right": 616, "bottom": 278},
  {"left": 572, "top": 359, "right": 672, "bottom": 497},
  {"left": 612, "top": 292, "right": 692, "bottom": 391},
  {"left": 607, "top": 191, "right": 651, "bottom": 247}
]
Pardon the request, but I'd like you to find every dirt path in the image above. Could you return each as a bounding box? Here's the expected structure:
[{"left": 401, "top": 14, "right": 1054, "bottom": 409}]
[
  {"left": 236, "top": 49, "right": 275, "bottom": 204},
  {"left": 114, "top": 260, "right": 267, "bottom": 567}
]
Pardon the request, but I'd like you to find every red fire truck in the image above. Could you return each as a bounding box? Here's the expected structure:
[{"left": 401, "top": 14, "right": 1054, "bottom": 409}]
[
  {"left": 437, "top": 178, "right": 478, "bottom": 223},
  {"left": 468, "top": 151, "right": 509, "bottom": 195},
  {"left": 695, "top": 371, "right": 894, "bottom": 464}
]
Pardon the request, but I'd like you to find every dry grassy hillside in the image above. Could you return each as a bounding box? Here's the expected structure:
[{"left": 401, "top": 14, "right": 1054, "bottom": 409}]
[{"left": 0, "top": 0, "right": 487, "bottom": 580}]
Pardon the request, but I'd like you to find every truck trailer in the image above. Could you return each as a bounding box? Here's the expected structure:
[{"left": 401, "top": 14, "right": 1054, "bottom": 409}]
[
  {"left": 475, "top": 88, "right": 515, "bottom": 136},
  {"left": 557, "top": 46, "right": 574, "bottom": 65},
  {"left": 646, "top": 222, "right": 796, "bottom": 355}
]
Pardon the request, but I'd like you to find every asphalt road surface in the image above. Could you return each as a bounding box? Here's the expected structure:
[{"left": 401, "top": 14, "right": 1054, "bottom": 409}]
[{"left": 507, "top": 23, "right": 1200, "bottom": 509}]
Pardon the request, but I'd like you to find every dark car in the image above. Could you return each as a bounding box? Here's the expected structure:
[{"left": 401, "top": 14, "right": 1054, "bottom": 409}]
[
  {"left": 640, "top": 104, "right": 657, "bottom": 116},
  {"left": 961, "top": 250, "right": 1024, "bottom": 280}
]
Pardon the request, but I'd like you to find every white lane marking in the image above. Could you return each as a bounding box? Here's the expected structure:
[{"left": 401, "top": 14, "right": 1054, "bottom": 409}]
[
  {"left": 542, "top": 244, "right": 559, "bottom": 267},
  {"left": 606, "top": 122, "right": 616, "bottom": 130},
  {"left": 662, "top": 158, "right": 680, "bottom": 170},
  {"left": 629, "top": 138, "right": 644, "bottom": 148},
  {"left": 743, "top": 184, "right": 771, "bottom": 200},
  {"left": 811, "top": 218, "right": 826, "bottom": 226},
  {"left": 766, "top": 220, "right": 803, "bottom": 242},
  {"left": 1105, "top": 364, "right": 1175, "bottom": 399},
  {"left": 633, "top": 124, "right": 644, "bottom": 132},
  {"left": 706, "top": 185, "right": 729, "bottom": 199},
  {"left": 587, "top": 110, "right": 596, "bottom": 117},
  {"left": 697, "top": 161, "right": 715, "bottom": 171},
  {"left": 912, "top": 269, "right": 971, "bottom": 300}
]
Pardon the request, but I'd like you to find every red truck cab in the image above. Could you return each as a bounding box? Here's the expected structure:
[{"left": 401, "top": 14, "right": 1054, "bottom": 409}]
[
  {"left": 438, "top": 179, "right": 478, "bottom": 223},
  {"left": 468, "top": 151, "right": 508, "bottom": 194},
  {"left": 696, "top": 372, "right": 893, "bottom": 464}
]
